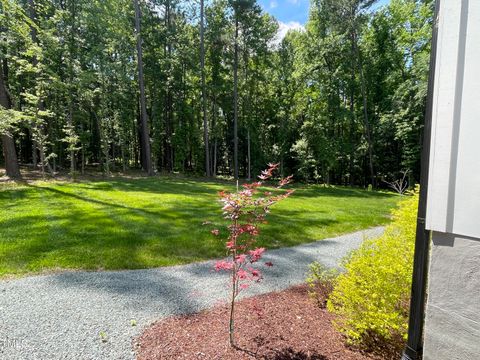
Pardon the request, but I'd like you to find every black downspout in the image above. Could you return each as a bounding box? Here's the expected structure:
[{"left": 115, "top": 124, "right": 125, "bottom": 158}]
[{"left": 401, "top": 1, "right": 440, "bottom": 359}]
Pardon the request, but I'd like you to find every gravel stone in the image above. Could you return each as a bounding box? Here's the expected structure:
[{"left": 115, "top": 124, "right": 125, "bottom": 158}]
[{"left": 0, "top": 227, "right": 384, "bottom": 360}]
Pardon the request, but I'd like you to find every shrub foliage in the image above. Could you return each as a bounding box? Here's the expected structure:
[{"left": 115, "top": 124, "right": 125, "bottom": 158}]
[
  {"left": 327, "top": 190, "right": 419, "bottom": 348},
  {"left": 306, "top": 262, "right": 338, "bottom": 309}
]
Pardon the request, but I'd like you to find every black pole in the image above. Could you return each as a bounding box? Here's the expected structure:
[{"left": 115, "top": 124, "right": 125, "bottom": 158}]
[{"left": 401, "top": 1, "right": 440, "bottom": 359}]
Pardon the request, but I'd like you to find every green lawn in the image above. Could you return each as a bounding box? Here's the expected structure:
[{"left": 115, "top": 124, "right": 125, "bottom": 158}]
[{"left": 0, "top": 177, "right": 399, "bottom": 277}]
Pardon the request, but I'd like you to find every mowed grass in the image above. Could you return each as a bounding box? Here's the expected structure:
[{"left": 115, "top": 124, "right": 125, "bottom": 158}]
[{"left": 0, "top": 177, "right": 399, "bottom": 277}]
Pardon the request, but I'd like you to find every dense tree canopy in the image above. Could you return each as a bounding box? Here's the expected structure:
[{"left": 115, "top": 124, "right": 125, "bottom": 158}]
[{"left": 0, "top": 0, "right": 433, "bottom": 186}]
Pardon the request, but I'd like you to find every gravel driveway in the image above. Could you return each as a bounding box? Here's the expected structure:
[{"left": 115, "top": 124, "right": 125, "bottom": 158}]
[{"left": 0, "top": 227, "right": 383, "bottom": 360}]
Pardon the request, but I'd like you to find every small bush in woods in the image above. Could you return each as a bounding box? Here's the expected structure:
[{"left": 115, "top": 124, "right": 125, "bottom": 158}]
[
  {"left": 210, "top": 163, "right": 293, "bottom": 347},
  {"left": 306, "top": 262, "right": 338, "bottom": 308},
  {"left": 327, "top": 189, "right": 418, "bottom": 351}
]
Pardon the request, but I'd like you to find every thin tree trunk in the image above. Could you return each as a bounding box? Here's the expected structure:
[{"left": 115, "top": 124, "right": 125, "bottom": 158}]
[
  {"left": 112, "top": 143, "right": 116, "bottom": 172},
  {"left": 212, "top": 94, "right": 218, "bottom": 176},
  {"left": 133, "top": 0, "right": 153, "bottom": 176},
  {"left": 104, "top": 142, "right": 110, "bottom": 175},
  {"left": 200, "top": 0, "right": 210, "bottom": 177},
  {"left": 121, "top": 141, "right": 127, "bottom": 172},
  {"left": 136, "top": 96, "right": 146, "bottom": 169},
  {"left": 0, "top": 60, "right": 20, "bottom": 178},
  {"left": 229, "top": 218, "right": 239, "bottom": 347},
  {"left": 32, "top": 138, "right": 38, "bottom": 168},
  {"left": 80, "top": 122, "right": 85, "bottom": 174},
  {"left": 39, "top": 146, "right": 46, "bottom": 177},
  {"left": 233, "top": 17, "right": 239, "bottom": 180},
  {"left": 247, "top": 129, "right": 251, "bottom": 180},
  {"left": 81, "top": 146, "right": 85, "bottom": 174},
  {"left": 213, "top": 139, "right": 217, "bottom": 176},
  {"left": 229, "top": 273, "right": 236, "bottom": 347}
]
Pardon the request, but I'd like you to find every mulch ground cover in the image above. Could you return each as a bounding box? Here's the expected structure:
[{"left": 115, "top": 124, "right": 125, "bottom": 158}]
[{"left": 135, "top": 285, "right": 389, "bottom": 360}]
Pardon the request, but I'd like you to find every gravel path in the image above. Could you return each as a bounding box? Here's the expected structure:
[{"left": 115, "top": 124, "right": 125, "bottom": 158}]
[{"left": 0, "top": 227, "right": 384, "bottom": 360}]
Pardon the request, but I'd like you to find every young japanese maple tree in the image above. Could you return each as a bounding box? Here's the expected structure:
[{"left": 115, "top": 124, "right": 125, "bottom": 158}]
[{"left": 211, "top": 163, "right": 293, "bottom": 347}]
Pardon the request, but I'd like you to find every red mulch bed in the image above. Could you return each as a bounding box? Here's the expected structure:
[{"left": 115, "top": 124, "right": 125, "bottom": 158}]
[{"left": 135, "top": 285, "right": 388, "bottom": 360}]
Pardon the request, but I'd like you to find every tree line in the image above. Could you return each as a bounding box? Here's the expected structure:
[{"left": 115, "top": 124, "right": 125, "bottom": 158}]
[{"left": 0, "top": 0, "right": 433, "bottom": 186}]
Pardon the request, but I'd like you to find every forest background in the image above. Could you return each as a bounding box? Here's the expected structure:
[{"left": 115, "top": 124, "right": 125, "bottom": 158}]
[{"left": 0, "top": 0, "right": 433, "bottom": 187}]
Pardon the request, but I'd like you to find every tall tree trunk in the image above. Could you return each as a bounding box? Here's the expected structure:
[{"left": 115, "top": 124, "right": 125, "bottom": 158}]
[
  {"left": 200, "top": 0, "right": 210, "bottom": 177},
  {"left": 353, "top": 33, "right": 375, "bottom": 187},
  {"left": 67, "top": 0, "right": 77, "bottom": 176},
  {"left": 163, "top": 0, "right": 174, "bottom": 172},
  {"left": 0, "top": 60, "right": 21, "bottom": 178},
  {"left": 30, "top": 9, "right": 51, "bottom": 178},
  {"left": 233, "top": 17, "right": 239, "bottom": 180},
  {"left": 29, "top": 0, "right": 38, "bottom": 170},
  {"left": 243, "top": 41, "right": 251, "bottom": 180},
  {"left": 133, "top": 0, "right": 153, "bottom": 175},
  {"left": 349, "top": 33, "right": 356, "bottom": 186},
  {"left": 212, "top": 96, "right": 217, "bottom": 176}
]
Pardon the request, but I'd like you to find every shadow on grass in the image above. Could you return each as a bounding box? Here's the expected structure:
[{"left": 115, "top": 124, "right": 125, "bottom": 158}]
[
  {"left": 293, "top": 185, "right": 396, "bottom": 199},
  {"left": 0, "top": 178, "right": 393, "bottom": 276},
  {"left": 29, "top": 184, "right": 161, "bottom": 216},
  {"left": 55, "top": 177, "right": 395, "bottom": 200},
  {"left": 0, "top": 183, "right": 224, "bottom": 275},
  {"left": 69, "top": 177, "right": 229, "bottom": 197},
  {"left": 0, "top": 187, "right": 326, "bottom": 275}
]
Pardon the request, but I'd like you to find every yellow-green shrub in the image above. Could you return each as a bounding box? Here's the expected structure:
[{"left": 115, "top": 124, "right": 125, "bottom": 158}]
[{"left": 327, "top": 189, "right": 418, "bottom": 348}]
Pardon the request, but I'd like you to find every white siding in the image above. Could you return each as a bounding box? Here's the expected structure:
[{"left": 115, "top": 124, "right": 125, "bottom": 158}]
[{"left": 426, "top": 0, "right": 480, "bottom": 238}]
